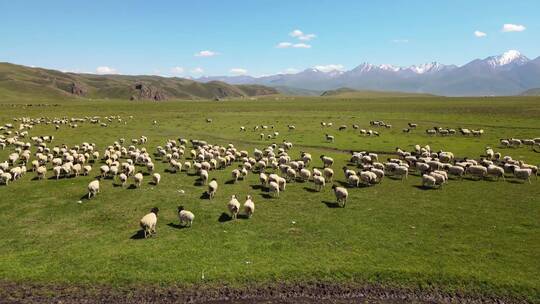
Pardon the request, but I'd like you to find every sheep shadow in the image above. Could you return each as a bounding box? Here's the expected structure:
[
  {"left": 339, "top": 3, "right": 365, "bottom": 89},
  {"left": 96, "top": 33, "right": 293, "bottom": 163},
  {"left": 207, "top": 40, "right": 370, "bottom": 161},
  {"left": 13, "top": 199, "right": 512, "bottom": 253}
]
[
  {"left": 507, "top": 179, "right": 527, "bottom": 184},
  {"left": 303, "top": 187, "right": 319, "bottom": 193},
  {"left": 218, "top": 212, "right": 232, "bottom": 222},
  {"left": 167, "top": 223, "right": 188, "bottom": 230},
  {"left": 194, "top": 179, "right": 205, "bottom": 186},
  {"left": 164, "top": 168, "right": 177, "bottom": 174},
  {"left": 149, "top": 181, "right": 158, "bottom": 186},
  {"left": 200, "top": 192, "right": 210, "bottom": 199},
  {"left": 237, "top": 214, "right": 250, "bottom": 220},
  {"left": 386, "top": 175, "right": 406, "bottom": 180},
  {"left": 79, "top": 194, "right": 90, "bottom": 201},
  {"left": 130, "top": 230, "right": 146, "bottom": 240},
  {"left": 260, "top": 193, "right": 274, "bottom": 199},
  {"left": 322, "top": 200, "right": 341, "bottom": 208},
  {"left": 225, "top": 180, "right": 236, "bottom": 185},
  {"left": 112, "top": 183, "right": 124, "bottom": 188},
  {"left": 413, "top": 185, "right": 438, "bottom": 191},
  {"left": 187, "top": 172, "right": 198, "bottom": 177},
  {"left": 250, "top": 184, "right": 263, "bottom": 190},
  {"left": 127, "top": 184, "right": 137, "bottom": 190},
  {"left": 336, "top": 180, "right": 351, "bottom": 188}
]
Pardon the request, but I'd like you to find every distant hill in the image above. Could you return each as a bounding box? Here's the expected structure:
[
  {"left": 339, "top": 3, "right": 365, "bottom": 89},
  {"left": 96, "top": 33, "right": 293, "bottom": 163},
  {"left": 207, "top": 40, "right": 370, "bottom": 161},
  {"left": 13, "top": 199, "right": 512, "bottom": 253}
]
[
  {"left": 274, "top": 86, "right": 322, "bottom": 96},
  {"left": 320, "top": 87, "right": 434, "bottom": 98},
  {"left": 0, "top": 62, "right": 278, "bottom": 101},
  {"left": 520, "top": 88, "right": 540, "bottom": 96}
]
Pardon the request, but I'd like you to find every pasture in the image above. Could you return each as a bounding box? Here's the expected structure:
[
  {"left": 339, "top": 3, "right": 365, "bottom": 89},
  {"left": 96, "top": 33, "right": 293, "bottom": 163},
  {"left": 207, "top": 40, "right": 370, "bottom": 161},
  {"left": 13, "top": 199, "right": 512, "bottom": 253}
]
[{"left": 0, "top": 96, "right": 539, "bottom": 302}]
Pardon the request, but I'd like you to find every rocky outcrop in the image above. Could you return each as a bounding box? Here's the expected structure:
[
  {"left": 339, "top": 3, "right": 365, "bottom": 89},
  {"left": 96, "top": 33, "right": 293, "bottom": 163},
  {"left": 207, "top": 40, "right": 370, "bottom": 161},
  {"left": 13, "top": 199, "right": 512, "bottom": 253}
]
[
  {"left": 130, "top": 83, "right": 167, "bottom": 101},
  {"left": 69, "top": 82, "right": 87, "bottom": 96}
]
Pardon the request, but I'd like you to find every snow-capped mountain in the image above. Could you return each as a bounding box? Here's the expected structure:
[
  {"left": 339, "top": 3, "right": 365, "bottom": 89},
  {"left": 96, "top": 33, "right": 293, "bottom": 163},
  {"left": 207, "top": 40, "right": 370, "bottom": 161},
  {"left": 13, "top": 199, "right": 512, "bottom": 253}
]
[{"left": 196, "top": 50, "right": 540, "bottom": 96}]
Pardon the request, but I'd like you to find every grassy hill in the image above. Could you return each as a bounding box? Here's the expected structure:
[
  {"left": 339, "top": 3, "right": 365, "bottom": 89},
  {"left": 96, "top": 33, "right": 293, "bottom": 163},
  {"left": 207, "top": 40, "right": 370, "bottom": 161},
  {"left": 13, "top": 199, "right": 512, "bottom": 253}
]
[
  {"left": 520, "top": 88, "right": 540, "bottom": 96},
  {"left": 0, "top": 62, "right": 279, "bottom": 101},
  {"left": 320, "top": 87, "right": 436, "bottom": 98}
]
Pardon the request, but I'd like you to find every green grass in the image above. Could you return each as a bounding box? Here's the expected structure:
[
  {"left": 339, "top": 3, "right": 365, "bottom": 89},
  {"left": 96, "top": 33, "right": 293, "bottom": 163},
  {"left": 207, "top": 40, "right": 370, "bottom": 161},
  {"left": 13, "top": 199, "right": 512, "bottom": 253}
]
[{"left": 0, "top": 96, "right": 539, "bottom": 301}]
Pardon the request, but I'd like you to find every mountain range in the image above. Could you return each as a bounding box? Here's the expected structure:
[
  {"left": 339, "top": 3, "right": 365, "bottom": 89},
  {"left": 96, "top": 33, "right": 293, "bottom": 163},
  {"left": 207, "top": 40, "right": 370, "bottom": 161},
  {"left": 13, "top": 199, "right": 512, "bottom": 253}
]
[{"left": 197, "top": 50, "right": 540, "bottom": 96}]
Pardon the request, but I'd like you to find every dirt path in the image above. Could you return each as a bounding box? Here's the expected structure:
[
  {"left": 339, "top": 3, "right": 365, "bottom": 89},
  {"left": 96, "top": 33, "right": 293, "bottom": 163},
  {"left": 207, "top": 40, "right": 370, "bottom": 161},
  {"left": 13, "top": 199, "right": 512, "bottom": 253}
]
[{"left": 0, "top": 281, "right": 529, "bottom": 304}]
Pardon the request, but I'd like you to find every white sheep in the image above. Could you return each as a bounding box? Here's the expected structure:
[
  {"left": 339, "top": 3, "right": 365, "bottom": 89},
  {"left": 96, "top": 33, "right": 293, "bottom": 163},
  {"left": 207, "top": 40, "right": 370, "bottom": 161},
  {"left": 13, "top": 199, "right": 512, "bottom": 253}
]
[
  {"left": 208, "top": 178, "right": 218, "bottom": 199},
  {"left": 152, "top": 173, "right": 161, "bottom": 185},
  {"left": 227, "top": 195, "right": 241, "bottom": 219},
  {"left": 513, "top": 168, "right": 532, "bottom": 184},
  {"left": 200, "top": 169, "right": 209, "bottom": 185},
  {"left": 323, "top": 168, "right": 334, "bottom": 182},
  {"left": 422, "top": 174, "right": 437, "bottom": 188},
  {"left": 140, "top": 207, "right": 159, "bottom": 238},
  {"left": 259, "top": 172, "right": 268, "bottom": 186},
  {"left": 269, "top": 181, "right": 280, "bottom": 197},
  {"left": 313, "top": 175, "right": 325, "bottom": 191},
  {"left": 244, "top": 195, "right": 255, "bottom": 218},
  {"left": 487, "top": 165, "right": 505, "bottom": 181},
  {"left": 119, "top": 173, "right": 128, "bottom": 187},
  {"left": 332, "top": 185, "right": 348, "bottom": 208},
  {"left": 36, "top": 166, "right": 47, "bottom": 180},
  {"left": 134, "top": 172, "right": 144, "bottom": 188},
  {"left": 320, "top": 155, "right": 334, "bottom": 168},
  {"left": 177, "top": 206, "right": 194, "bottom": 227},
  {"left": 87, "top": 180, "right": 100, "bottom": 199},
  {"left": 466, "top": 165, "right": 487, "bottom": 180}
]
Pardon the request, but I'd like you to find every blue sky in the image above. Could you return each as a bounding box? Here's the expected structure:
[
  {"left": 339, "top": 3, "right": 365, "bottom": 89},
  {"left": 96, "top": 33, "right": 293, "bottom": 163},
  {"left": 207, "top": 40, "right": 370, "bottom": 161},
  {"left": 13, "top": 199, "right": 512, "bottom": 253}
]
[{"left": 0, "top": 0, "right": 538, "bottom": 77}]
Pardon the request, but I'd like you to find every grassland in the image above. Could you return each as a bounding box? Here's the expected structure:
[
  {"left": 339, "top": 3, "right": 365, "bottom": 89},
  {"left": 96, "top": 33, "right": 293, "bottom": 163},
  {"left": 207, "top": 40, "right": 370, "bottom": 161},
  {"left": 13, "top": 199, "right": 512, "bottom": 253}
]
[{"left": 0, "top": 96, "right": 539, "bottom": 302}]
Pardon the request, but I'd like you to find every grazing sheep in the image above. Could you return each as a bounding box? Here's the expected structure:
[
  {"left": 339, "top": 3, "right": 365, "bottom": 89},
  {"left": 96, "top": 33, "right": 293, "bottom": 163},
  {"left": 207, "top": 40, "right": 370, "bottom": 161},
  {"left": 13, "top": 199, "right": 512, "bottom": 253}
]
[
  {"left": 200, "top": 169, "right": 209, "bottom": 185},
  {"left": 299, "top": 168, "right": 311, "bottom": 182},
  {"left": 243, "top": 195, "right": 255, "bottom": 218},
  {"left": 466, "top": 165, "right": 487, "bottom": 180},
  {"left": 152, "top": 173, "right": 161, "bottom": 185},
  {"left": 227, "top": 195, "right": 241, "bottom": 219},
  {"left": 119, "top": 173, "right": 128, "bottom": 187},
  {"left": 178, "top": 206, "right": 195, "bottom": 227},
  {"left": 231, "top": 169, "right": 241, "bottom": 183},
  {"left": 36, "top": 166, "right": 47, "bottom": 180},
  {"left": 313, "top": 175, "right": 325, "bottom": 191},
  {"left": 269, "top": 181, "right": 280, "bottom": 197},
  {"left": 208, "top": 178, "right": 218, "bottom": 199},
  {"left": 323, "top": 167, "right": 334, "bottom": 182},
  {"left": 348, "top": 174, "right": 360, "bottom": 187},
  {"left": 332, "top": 185, "right": 348, "bottom": 208},
  {"left": 0, "top": 172, "right": 12, "bottom": 185},
  {"left": 140, "top": 207, "right": 159, "bottom": 238},
  {"left": 360, "top": 171, "right": 377, "bottom": 186},
  {"left": 83, "top": 165, "right": 92, "bottom": 176},
  {"left": 134, "top": 172, "right": 144, "bottom": 188},
  {"left": 259, "top": 172, "right": 268, "bottom": 186},
  {"left": 422, "top": 174, "right": 437, "bottom": 188},
  {"left": 87, "top": 180, "right": 100, "bottom": 199}
]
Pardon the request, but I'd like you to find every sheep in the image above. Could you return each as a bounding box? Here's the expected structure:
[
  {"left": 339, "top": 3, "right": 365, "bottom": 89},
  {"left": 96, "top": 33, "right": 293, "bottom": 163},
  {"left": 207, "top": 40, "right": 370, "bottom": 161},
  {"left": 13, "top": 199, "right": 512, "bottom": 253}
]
[
  {"left": 466, "top": 165, "right": 487, "bottom": 180},
  {"left": 259, "top": 172, "right": 268, "bottom": 186},
  {"left": 325, "top": 134, "right": 335, "bottom": 142},
  {"left": 348, "top": 174, "right": 360, "bottom": 187},
  {"left": 332, "top": 185, "right": 348, "bottom": 208},
  {"left": 512, "top": 168, "right": 532, "bottom": 184},
  {"left": 487, "top": 165, "right": 505, "bottom": 181},
  {"left": 243, "top": 195, "right": 255, "bottom": 218},
  {"left": 323, "top": 168, "right": 334, "bottom": 182},
  {"left": 100, "top": 165, "right": 110, "bottom": 178},
  {"left": 360, "top": 171, "right": 377, "bottom": 186},
  {"left": 299, "top": 168, "right": 311, "bottom": 182},
  {"left": 140, "top": 207, "right": 159, "bottom": 238},
  {"left": 208, "top": 178, "right": 218, "bottom": 199},
  {"left": 422, "top": 174, "right": 437, "bottom": 188},
  {"left": 134, "top": 172, "right": 144, "bottom": 188},
  {"left": 87, "top": 180, "right": 100, "bottom": 199},
  {"left": 313, "top": 175, "right": 325, "bottom": 191},
  {"left": 320, "top": 155, "right": 334, "bottom": 168},
  {"left": 177, "top": 206, "right": 194, "bottom": 227},
  {"left": 36, "top": 166, "right": 47, "bottom": 180},
  {"left": 429, "top": 172, "right": 447, "bottom": 187},
  {"left": 200, "top": 169, "right": 209, "bottom": 185},
  {"left": 231, "top": 169, "right": 241, "bottom": 183},
  {"left": 0, "top": 172, "right": 12, "bottom": 185},
  {"left": 227, "top": 195, "right": 241, "bottom": 219},
  {"left": 370, "top": 168, "right": 385, "bottom": 183},
  {"left": 269, "top": 181, "right": 280, "bottom": 197},
  {"left": 447, "top": 166, "right": 465, "bottom": 179},
  {"left": 393, "top": 166, "right": 409, "bottom": 180},
  {"left": 152, "top": 173, "right": 161, "bottom": 185}
]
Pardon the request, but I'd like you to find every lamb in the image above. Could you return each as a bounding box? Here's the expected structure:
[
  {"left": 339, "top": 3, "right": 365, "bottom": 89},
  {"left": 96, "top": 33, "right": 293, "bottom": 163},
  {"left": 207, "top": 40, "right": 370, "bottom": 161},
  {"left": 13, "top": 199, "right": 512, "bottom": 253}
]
[
  {"left": 140, "top": 207, "right": 159, "bottom": 238},
  {"left": 87, "top": 180, "right": 100, "bottom": 199},
  {"left": 177, "top": 206, "right": 194, "bottom": 227},
  {"left": 269, "top": 181, "right": 280, "bottom": 197},
  {"left": 227, "top": 195, "right": 241, "bottom": 219},
  {"left": 152, "top": 173, "right": 161, "bottom": 185},
  {"left": 313, "top": 175, "right": 325, "bottom": 191},
  {"left": 332, "top": 185, "right": 348, "bottom": 208},
  {"left": 134, "top": 172, "right": 144, "bottom": 188},
  {"left": 243, "top": 195, "right": 255, "bottom": 218},
  {"left": 208, "top": 178, "right": 218, "bottom": 199}
]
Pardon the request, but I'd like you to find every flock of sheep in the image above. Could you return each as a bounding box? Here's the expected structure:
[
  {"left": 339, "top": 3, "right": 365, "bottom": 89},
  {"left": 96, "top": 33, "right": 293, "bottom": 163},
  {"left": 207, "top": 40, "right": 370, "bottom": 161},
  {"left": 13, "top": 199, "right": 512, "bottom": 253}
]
[{"left": 1, "top": 116, "right": 539, "bottom": 239}]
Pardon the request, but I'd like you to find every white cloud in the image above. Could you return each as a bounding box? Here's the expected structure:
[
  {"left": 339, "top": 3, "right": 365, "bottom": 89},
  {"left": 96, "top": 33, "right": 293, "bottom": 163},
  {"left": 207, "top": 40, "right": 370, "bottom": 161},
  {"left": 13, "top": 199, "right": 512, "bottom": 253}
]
[
  {"left": 170, "top": 66, "right": 184, "bottom": 74},
  {"left": 191, "top": 67, "right": 204, "bottom": 74},
  {"left": 392, "top": 39, "right": 409, "bottom": 43},
  {"left": 293, "top": 43, "right": 311, "bottom": 48},
  {"left": 502, "top": 24, "right": 526, "bottom": 32},
  {"left": 276, "top": 42, "right": 293, "bottom": 48},
  {"left": 95, "top": 66, "right": 118, "bottom": 74},
  {"left": 474, "top": 30, "right": 487, "bottom": 38},
  {"left": 313, "top": 64, "right": 344, "bottom": 72},
  {"left": 289, "top": 29, "right": 317, "bottom": 41},
  {"left": 230, "top": 68, "right": 248, "bottom": 75},
  {"left": 194, "top": 50, "right": 218, "bottom": 57}
]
